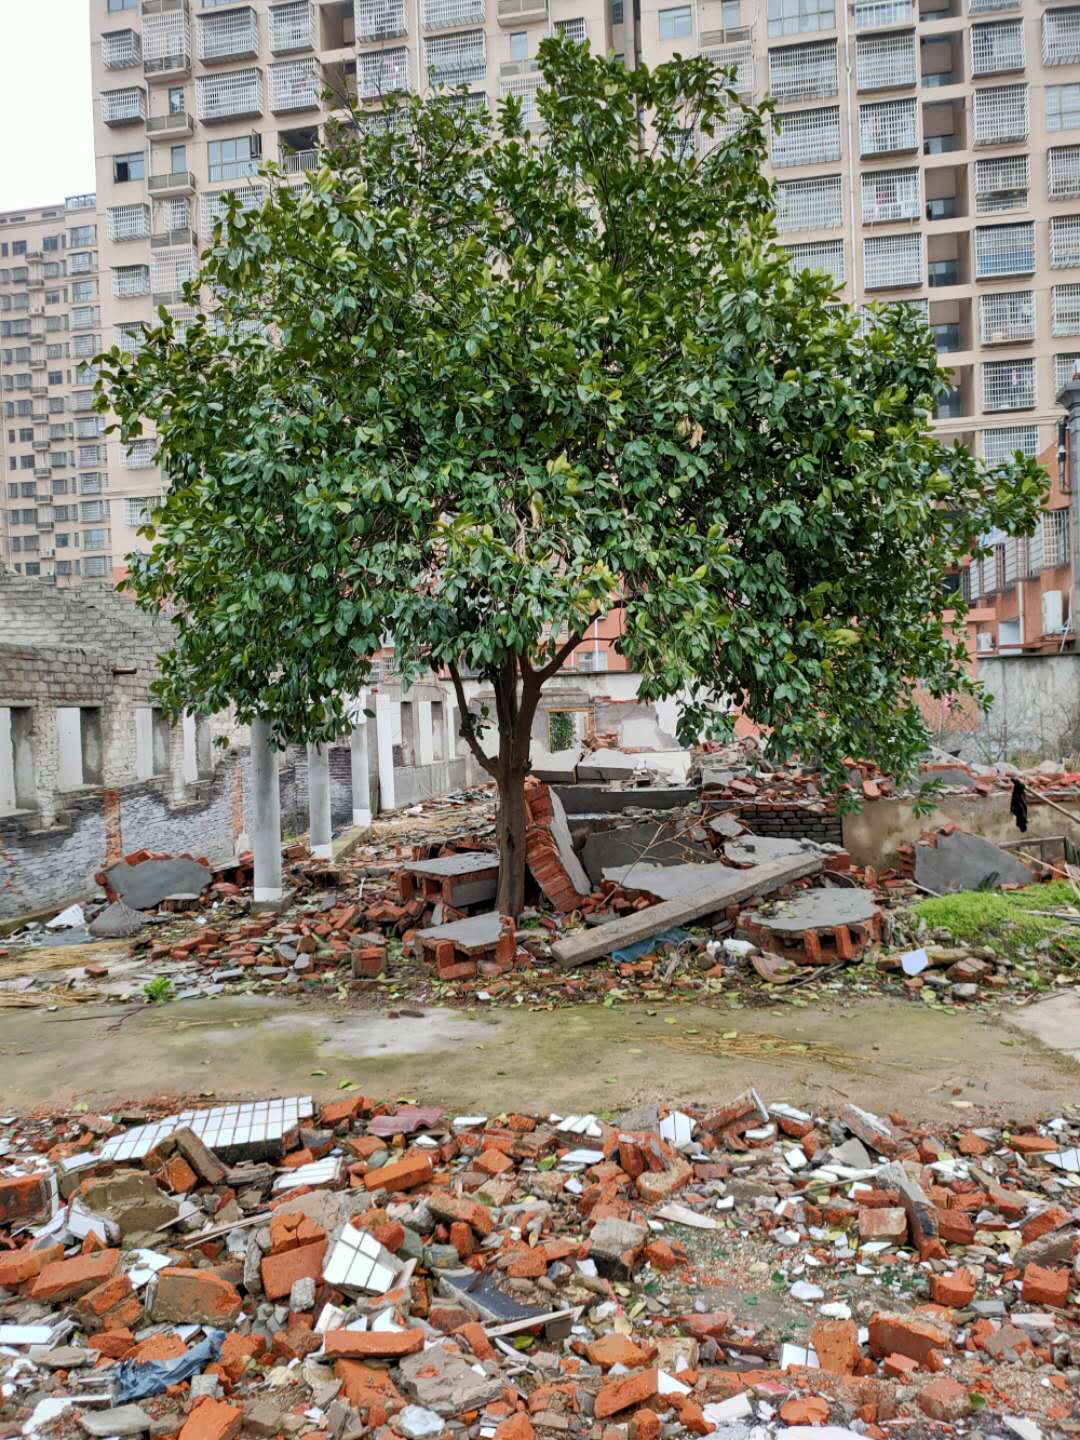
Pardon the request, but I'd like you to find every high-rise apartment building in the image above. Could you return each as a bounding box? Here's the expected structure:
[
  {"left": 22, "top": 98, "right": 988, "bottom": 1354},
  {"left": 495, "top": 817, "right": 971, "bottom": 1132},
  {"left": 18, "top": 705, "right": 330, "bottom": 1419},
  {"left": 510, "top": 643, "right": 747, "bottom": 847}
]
[
  {"left": 0, "top": 195, "right": 112, "bottom": 585},
  {"left": 84, "top": 0, "right": 1079, "bottom": 652}
]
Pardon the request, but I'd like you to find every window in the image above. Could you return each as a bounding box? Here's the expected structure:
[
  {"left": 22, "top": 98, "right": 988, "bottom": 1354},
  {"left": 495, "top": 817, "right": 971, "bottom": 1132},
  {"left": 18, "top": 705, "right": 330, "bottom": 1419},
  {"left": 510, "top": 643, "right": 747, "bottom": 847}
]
[
  {"left": 1049, "top": 144, "right": 1080, "bottom": 200},
  {"left": 982, "top": 358, "right": 1035, "bottom": 410},
  {"left": 768, "top": 0, "right": 834, "bottom": 37},
  {"left": 12, "top": 242, "right": 26, "bottom": 256},
  {"left": 970, "top": 19, "right": 1025, "bottom": 76},
  {"left": 1052, "top": 282, "right": 1080, "bottom": 335},
  {"left": 659, "top": 6, "right": 692, "bottom": 38},
  {"left": 775, "top": 175, "right": 843, "bottom": 231},
  {"left": 723, "top": 0, "right": 741, "bottom": 26},
  {"left": 80, "top": 474, "right": 103, "bottom": 494},
  {"left": 80, "top": 500, "right": 108, "bottom": 522},
  {"left": 783, "top": 239, "right": 845, "bottom": 285},
  {"left": 207, "top": 135, "right": 261, "bottom": 182},
  {"left": 769, "top": 40, "right": 838, "bottom": 100},
  {"left": 861, "top": 167, "right": 920, "bottom": 223},
  {"left": 974, "top": 222, "right": 1035, "bottom": 277},
  {"left": 1051, "top": 213, "right": 1080, "bottom": 267},
  {"left": 1048, "top": 84, "right": 1080, "bottom": 132},
  {"left": 83, "top": 528, "right": 108, "bottom": 550},
  {"left": 107, "top": 0, "right": 137, "bottom": 9},
  {"left": 859, "top": 97, "right": 918, "bottom": 156},
  {"left": 974, "top": 154, "right": 1029, "bottom": 214},
  {"left": 47, "top": 371, "right": 62, "bottom": 385},
  {"left": 863, "top": 232, "right": 922, "bottom": 289},
  {"left": 83, "top": 556, "right": 108, "bottom": 578},
  {"left": 72, "top": 281, "right": 95, "bottom": 302},
  {"left": 425, "top": 33, "right": 485, "bottom": 87},
  {"left": 1056, "top": 351, "right": 1080, "bottom": 390},
  {"left": 1044, "top": 7, "right": 1080, "bottom": 67},
  {"left": 772, "top": 106, "right": 841, "bottom": 166},
  {"left": 195, "top": 68, "right": 263, "bottom": 121},
  {"left": 979, "top": 290, "right": 1035, "bottom": 343},
  {"left": 982, "top": 426, "right": 1039, "bottom": 463},
  {"left": 113, "top": 151, "right": 145, "bottom": 182},
  {"left": 856, "top": 31, "right": 917, "bottom": 91},
  {"left": 69, "top": 225, "right": 95, "bottom": 247},
  {"left": 510, "top": 31, "right": 528, "bottom": 60},
  {"left": 125, "top": 496, "right": 161, "bottom": 526},
  {"left": 170, "top": 144, "right": 188, "bottom": 173}
]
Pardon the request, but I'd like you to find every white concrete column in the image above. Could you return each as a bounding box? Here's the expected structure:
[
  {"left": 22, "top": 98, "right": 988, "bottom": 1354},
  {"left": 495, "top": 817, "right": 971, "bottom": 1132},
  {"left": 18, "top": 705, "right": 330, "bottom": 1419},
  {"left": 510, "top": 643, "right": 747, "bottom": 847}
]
[
  {"left": 307, "top": 741, "right": 333, "bottom": 859},
  {"left": 375, "top": 691, "right": 395, "bottom": 813},
  {"left": 417, "top": 699, "right": 434, "bottom": 766},
  {"left": 350, "top": 713, "right": 372, "bottom": 827},
  {"left": 250, "top": 716, "right": 283, "bottom": 903},
  {"left": 442, "top": 689, "right": 457, "bottom": 759}
]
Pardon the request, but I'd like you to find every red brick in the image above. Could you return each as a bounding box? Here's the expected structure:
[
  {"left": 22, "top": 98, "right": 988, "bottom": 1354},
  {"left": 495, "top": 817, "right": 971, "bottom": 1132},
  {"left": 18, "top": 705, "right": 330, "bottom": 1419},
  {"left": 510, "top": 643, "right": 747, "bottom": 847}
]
[
  {"left": 321, "top": 1096, "right": 365, "bottom": 1128},
  {"left": 493, "top": 1417, "right": 534, "bottom": 1440},
  {"left": 0, "top": 1242, "right": 63, "bottom": 1289},
  {"left": 859, "top": 1207, "right": 907, "bottom": 1244},
  {"left": 1007, "top": 1134, "right": 1057, "bottom": 1155},
  {"left": 157, "top": 1155, "right": 198, "bottom": 1195},
  {"left": 27, "top": 1248, "right": 119, "bottom": 1302},
  {"left": 0, "top": 1174, "right": 53, "bottom": 1226},
  {"left": 811, "top": 1320, "right": 859, "bottom": 1375},
  {"left": 428, "top": 1191, "right": 493, "bottom": 1237},
  {"left": 333, "top": 1361, "right": 404, "bottom": 1421},
  {"left": 930, "top": 1269, "right": 976, "bottom": 1309},
  {"left": 87, "top": 1329, "right": 136, "bottom": 1359},
  {"left": 918, "top": 1379, "right": 969, "bottom": 1422},
  {"left": 178, "top": 1399, "right": 242, "bottom": 1440},
  {"left": 868, "top": 1312, "right": 951, "bottom": 1366},
  {"left": 323, "top": 1329, "right": 425, "bottom": 1359},
  {"left": 153, "top": 1267, "right": 244, "bottom": 1324},
  {"left": 1020, "top": 1206, "right": 1069, "bottom": 1246},
  {"left": 218, "top": 1333, "right": 267, "bottom": 1382},
  {"left": 586, "top": 1335, "right": 652, "bottom": 1370},
  {"left": 595, "top": 1369, "right": 659, "bottom": 1419},
  {"left": 361, "top": 1154, "right": 433, "bottom": 1193},
  {"left": 260, "top": 1240, "right": 327, "bottom": 1301},
  {"left": 1021, "top": 1264, "right": 1069, "bottom": 1308},
  {"left": 454, "top": 1321, "right": 495, "bottom": 1363},
  {"left": 75, "top": 1274, "right": 143, "bottom": 1332},
  {"left": 475, "top": 1149, "right": 514, "bottom": 1177},
  {"left": 779, "top": 1397, "right": 829, "bottom": 1426},
  {"left": 882, "top": 1353, "right": 920, "bottom": 1379},
  {"left": 629, "top": 1410, "right": 660, "bottom": 1440}
]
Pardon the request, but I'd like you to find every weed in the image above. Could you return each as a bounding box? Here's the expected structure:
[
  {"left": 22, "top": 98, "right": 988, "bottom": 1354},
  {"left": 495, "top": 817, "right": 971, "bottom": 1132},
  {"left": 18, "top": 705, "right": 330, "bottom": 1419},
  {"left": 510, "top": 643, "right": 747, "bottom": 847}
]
[
  {"left": 911, "top": 881, "right": 1080, "bottom": 964},
  {"left": 143, "top": 975, "right": 176, "bottom": 1005}
]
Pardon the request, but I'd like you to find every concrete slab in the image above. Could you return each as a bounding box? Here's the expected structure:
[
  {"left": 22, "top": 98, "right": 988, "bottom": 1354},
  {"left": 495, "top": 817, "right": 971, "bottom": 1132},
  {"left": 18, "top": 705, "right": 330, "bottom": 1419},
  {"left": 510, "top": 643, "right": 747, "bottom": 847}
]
[
  {"left": 103, "top": 857, "right": 212, "bottom": 911},
  {"left": 724, "top": 835, "right": 822, "bottom": 866},
  {"left": 402, "top": 854, "right": 498, "bottom": 878},
  {"left": 577, "top": 749, "right": 693, "bottom": 783},
  {"left": 554, "top": 785, "right": 697, "bottom": 816},
  {"left": 530, "top": 746, "right": 582, "bottom": 785},
  {"left": 602, "top": 861, "right": 734, "bottom": 901},
  {"left": 914, "top": 830, "right": 1034, "bottom": 895},
  {"left": 88, "top": 901, "right": 147, "bottom": 939},
  {"left": 582, "top": 823, "right": 711, "bottom": 885},
  {"left": 1006, "top": 992, "right": 1080, "bottom": 1062},
  {"left": 416, "top": 911, "right": 502, "bottom": 952},
  {"left": 745, "top": 888, "right": 879, "bottom": 934},
  {"left": 546, "top": 788, "right": 591, "bottom": 897}
]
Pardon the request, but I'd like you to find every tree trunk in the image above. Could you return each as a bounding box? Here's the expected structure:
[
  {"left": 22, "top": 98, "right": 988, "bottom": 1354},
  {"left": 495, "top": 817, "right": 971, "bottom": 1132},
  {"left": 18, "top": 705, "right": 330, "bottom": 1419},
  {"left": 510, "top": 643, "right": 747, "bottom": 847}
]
[{"left": 494, "top": 759, "right": 529, "bottom": 917}]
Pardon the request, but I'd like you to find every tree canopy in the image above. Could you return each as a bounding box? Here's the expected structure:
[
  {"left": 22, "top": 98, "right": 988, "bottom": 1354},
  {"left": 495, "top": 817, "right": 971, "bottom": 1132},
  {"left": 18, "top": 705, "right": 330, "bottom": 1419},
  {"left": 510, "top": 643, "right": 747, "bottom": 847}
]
[{"left": 100, "top": 38, "right": 1047, "bottom": 912}]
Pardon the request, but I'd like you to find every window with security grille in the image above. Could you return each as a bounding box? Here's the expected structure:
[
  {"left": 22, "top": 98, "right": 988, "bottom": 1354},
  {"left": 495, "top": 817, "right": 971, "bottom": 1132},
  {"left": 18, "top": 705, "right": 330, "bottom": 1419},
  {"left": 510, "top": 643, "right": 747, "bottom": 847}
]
[
  {"left": 982, "top": 425, "right": 1039, "bottom": 462},
  {"left": 854, "top": 0, "right": 913, "bottom": 26},
  {"left": 101, "top": 88, "right": 146, "bottom": 124},
  {"left": 269, "top": 58, "right": 321, "bottom": 109},
  {"left": 970, "top": 0, "right": 1019, "bottom": 10},
  {"left": 1055, "top": 351, "right": 1080, "bottom": 388},
  {"left": 982, "top": 358, "right": 1035, "bottom": 410},
  {"left": 783, "top": 239, "right": 845, "bottom": 285},
  {"left": 123, "top": 439, "right": 157, "bottom": 468},
  {"left": 114, "top": 325, "right": 145, "bottom": 355},
  {"left": 422, "top": 0, "right": 485, "bottom": 27},
  {"left": 768, "top": 41, "right": 837, "bottom": 101},
  {"left": 198, "top": 8, "right": 258, "bottom": 62},
  {"left": 860, "top": 167, "right": 919, "bottom": 223},
  {"left": 196, "top": 69, "right": 263, "bottom": 121},
  {"left": 155, "top": 198, "right": 192, "bottom": 233},
  {"left": 974, "top": 153, "right": 1029, "bottom": 213},
  {"left": 979, "top": 290, "right": 1034, "bottom": 343},
  {"left": 767, "top": 0, "right": 834, "bottom": 37},
  {"left": 1042, "top": 508, "right": 1071, "bottom": 567},
  {"left": 556, "top": 18, "right": 587, "bottom": 41},
  {"left": 498, "top": 72, "right": 543, "bottom": 121},
  {"left": 112, "top": 265, "right": 149, "bottom": 298},
  {"left": 972, "top": 84, "right": 1028, "bottom": 144},
  {"left": 772, "top": 106, "right": 841, "bottom": 165},
  {"left": 863, "top": 232, "right": 922, "bottom": 289},
  {"left": 107, "top": 204, "right": 150, "bottom": 242},
  {"left": 143, "top": 11, "right": 190, "bottom": 73},
  {"left": 1052, "top": 282, "right": 1080, "bottom": 335},
  {"left": 152, "top": 249, "right": 198, "bottom": 297},
  {"left": 426, "top": 31, "right": 485, "bottom": 88},
  {"left": 70, "top": 252, "right": 94, "bottom": 274},
  {"left": 125, "top": 496, "right": 162, "bottom": 527},
  {"left": 1043, "top": 7, "right": 1080, "bottom": 66},
  {"left": 701, "top": 42, "right": 753, "bottom": 93},
  {"left": 71, "top": 306, "right": 99, "bottom": 329},
  {"left": 78, "top": 445, "right": 105, "bottom": 466},
  {"left": 1049, "top": 144, "right": 1080, "bottom": 199},
  {"left": 359, "top": 48, "right": 410, "bottom": 96},
  {"left": 970, "top": 20, "right": 1024, "bottom": 76},
  {"left": 1048, "top": 83, "right": 1080, "bottom": 133},
  {"left": 856, "top": 31, "right": 916, "bottom": 91},
  {"left": 270, "top": 1, "right": 315, "bottom": 51},
  {"left": 201, "top": 185, "right": 266, "bottom": 233},
  {"left": 775, "top": 175, "right": 842, "bottom": 231},
  {"left": 354, "top": 0, "right": 408, "bottom": 40},
  {"left": 80, "top": 500, "right": 107, "bottom": 523},
  {"left": 859, "top": 97, "right": 917, "bottom": 157},
  {"left": 101, "top": 29, "right": 141, "bottom": 68},
  {"left": 73, "top": 334, "right": 98, "bottom": 358},
  {"left": 1051, "top": 213, "right": 1080, "bottom": 267},
  {"left": 974, "top": 222, "right": 1035, "bottom": 277}
]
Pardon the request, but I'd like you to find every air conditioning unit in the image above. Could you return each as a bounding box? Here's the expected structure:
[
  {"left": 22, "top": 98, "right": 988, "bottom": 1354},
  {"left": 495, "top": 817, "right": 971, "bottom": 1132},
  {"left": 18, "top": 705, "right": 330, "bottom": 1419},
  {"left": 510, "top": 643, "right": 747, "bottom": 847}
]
[
  {"left": 975, "top": 632, "right": 995, "bottom": 652},
  {"left": 1043, "top": 589, "right": 1065, "bottom": 634}
]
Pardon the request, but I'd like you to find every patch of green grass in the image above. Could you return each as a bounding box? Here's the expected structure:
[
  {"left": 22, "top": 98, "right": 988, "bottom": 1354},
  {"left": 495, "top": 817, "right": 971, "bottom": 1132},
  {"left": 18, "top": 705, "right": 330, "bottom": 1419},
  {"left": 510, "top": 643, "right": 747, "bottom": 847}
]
[{"left": 912, "top": 881, "right": 1080, "bottom": 964}]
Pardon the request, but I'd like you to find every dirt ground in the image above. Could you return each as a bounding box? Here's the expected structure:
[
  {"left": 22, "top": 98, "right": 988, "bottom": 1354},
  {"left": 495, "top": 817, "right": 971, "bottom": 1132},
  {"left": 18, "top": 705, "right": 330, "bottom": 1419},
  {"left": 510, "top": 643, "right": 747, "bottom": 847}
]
[{"left": 1, "top": 989, "right": 1076, "bottom": 1120}]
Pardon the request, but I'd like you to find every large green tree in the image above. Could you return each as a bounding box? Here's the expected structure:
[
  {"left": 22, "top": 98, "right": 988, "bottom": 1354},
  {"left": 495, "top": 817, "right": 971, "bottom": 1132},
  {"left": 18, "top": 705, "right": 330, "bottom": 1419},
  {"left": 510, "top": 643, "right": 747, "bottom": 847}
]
[{"left": 100, "top": 39, "right": 1046, "bottom": 915}]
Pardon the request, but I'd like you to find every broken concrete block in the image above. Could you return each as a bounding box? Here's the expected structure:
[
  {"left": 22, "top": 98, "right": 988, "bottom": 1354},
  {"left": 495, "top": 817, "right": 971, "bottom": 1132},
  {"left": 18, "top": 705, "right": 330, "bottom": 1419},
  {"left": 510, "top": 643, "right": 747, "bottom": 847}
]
[
  {"left": 103, "top": 855, "right": 213, "bottom": 910},
  {"left": 588, "top": 1217, "right": 646, "bottom": 1277},
  {"left": 914, "top": 829, "right": 1034, "bottom": 895},
  {"left": 80, "top": 1170, "right": 177, "bottom": 1237},
  {"left": 88, "top": 901, "right": 147, "bottom": 939},
  {"left": 397, "top": 1343, "right": 504, "bottom": 1416},
  {"left": 80, "top": 1408, "right": 152, "bottom": 1437}
]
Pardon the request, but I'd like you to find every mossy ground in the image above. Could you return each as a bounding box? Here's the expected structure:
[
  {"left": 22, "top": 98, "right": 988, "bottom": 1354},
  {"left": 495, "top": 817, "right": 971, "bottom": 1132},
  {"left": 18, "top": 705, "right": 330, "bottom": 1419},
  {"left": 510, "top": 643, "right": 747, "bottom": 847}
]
[{"left": 912, "top": 881, "right": 1080, "bottom": 968}]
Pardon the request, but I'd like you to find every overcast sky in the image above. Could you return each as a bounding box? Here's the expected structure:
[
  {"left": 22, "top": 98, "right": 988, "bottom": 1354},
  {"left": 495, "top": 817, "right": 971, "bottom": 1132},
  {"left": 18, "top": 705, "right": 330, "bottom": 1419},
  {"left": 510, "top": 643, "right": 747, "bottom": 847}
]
[{"left": 0, "top": 0, "right": 95, "bottom": 212}]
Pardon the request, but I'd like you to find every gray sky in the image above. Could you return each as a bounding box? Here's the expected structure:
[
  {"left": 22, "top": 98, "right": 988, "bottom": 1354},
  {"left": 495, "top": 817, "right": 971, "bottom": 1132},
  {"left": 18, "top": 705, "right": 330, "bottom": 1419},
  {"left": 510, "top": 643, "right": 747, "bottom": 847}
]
[{"left": 0, "top": 0, "right": 95, "bottom": 212}]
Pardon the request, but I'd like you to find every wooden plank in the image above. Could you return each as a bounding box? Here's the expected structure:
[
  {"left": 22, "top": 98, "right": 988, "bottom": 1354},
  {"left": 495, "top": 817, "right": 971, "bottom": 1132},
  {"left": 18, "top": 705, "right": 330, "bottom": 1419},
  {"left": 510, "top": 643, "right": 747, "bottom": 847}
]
[{"left": 551, "top": 854, "right": 824, "bottom": 969}]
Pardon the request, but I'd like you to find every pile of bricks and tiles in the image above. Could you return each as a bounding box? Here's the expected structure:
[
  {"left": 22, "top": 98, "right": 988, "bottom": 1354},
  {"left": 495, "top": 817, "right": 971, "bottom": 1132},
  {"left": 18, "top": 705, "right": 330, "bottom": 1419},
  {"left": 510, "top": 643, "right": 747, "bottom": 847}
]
[{"left": 0, "top": 1091, "right": 1076, "bottom": 1440}]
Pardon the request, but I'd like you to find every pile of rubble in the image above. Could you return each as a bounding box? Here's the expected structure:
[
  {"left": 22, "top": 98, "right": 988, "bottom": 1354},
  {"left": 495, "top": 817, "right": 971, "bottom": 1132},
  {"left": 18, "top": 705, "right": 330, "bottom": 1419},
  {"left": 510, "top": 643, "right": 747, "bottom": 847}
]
[{"left": 0, "top": 1090, "right": 1077, "bottom": 1440}]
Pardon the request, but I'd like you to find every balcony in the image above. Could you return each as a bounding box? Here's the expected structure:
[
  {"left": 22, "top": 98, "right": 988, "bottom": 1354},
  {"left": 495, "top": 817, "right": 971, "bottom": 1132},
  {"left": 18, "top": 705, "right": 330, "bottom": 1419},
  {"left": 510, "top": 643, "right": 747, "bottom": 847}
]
[
  {"left": 270, "top": 0, "right": 316, "bottom": 52},
  {"left": 149, "top": 170, "right": 196, "bottom": 197},
  {"left": 854, "top": 0, "right": 914, "bottom": 27},
  {"left": 929, "top": 258, "right": 961, "bottom": 286},
  {"left": 102, "top": 29, "right": 142, "bottom": 68},
  {"left": 268, "top": 58, "right": 322, "bottom": 112},
  {"left": 101, "top": 87, "right": 148, "bottom": 126},
  {"left": 772, "top": 106, "right": 841, "bottom": 166},
  {"left": 152, "top": 224, "right": 198, "bottom": 248},
  {"left": 425, "top": 32, "right": 485, "bottom": 88},
  {"left": 859, "top": 97, "right": 918, "bottom": 156},
  {"left": 975, "top": 153, "right": 1029, "bottom": 214},
  {"left": 354, "top": 0, "right": 408, "bottom": 42},
  {"left": 496, "top": 0, "right": 548, "bottom": 24},
  {"left": 358, "top": 47, "right": 410, "bottom": 97},
  {"left": 196, "top": 68, "right": 263, "bottom": 121},
  {"left": 856, "top": 31, "right": 918, "bottom": 90},
  {"left": 107, "top": 203, "right": 152, "bottom": 242},
  {"left": 931, "top": 321, "right": 962, "bottom": 351},
  {"left": 862, "top": 166, "right": 921, "bottom": 223},
  {"left": 198, "top": 8, "right": 259, "bottom": 64},
  {"left": 979, "top": 290, "right": 1034, "bottom": 343},
  {"left": 147, "top": 108, "right": 194, "bottom": 137},
  {"left": 282, "top": 148, "right": 319, "bottom": 174},
  {"left": 142, "top": 10, "right": 192, "bottom": 81}
]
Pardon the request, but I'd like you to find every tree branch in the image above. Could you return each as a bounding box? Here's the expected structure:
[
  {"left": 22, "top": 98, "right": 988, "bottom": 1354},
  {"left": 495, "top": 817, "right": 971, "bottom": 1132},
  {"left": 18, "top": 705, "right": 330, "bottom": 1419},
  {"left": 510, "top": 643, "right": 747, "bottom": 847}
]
[
  {"left": 447, "top": 661, "right": 497, "bottom": 777},
  {"left": 536, "top": 629, "right": 586, "bottom": 682}
]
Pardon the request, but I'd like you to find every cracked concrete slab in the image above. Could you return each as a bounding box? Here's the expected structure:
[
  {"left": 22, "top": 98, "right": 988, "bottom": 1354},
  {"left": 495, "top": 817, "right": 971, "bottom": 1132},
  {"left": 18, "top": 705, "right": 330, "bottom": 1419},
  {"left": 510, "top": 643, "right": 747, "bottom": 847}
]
[{"left": 1005, "top": 992, "right": 1080, "bottom": 1063}]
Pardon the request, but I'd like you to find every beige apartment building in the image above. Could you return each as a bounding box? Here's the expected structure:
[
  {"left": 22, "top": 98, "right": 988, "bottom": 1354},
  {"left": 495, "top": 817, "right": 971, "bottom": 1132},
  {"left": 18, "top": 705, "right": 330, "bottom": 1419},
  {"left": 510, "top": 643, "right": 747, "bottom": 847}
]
[
  {"left": 0, "top": 196, "right": 112, "bottom": 584},
  {"left": 80, "top": 0, "right": 1080, "bottom": 651}
]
